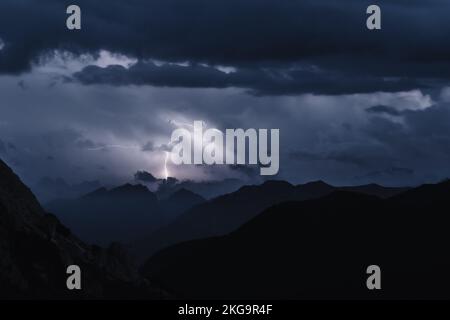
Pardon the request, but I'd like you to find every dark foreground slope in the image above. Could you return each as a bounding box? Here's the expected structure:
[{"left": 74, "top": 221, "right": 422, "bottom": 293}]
[
  {"left": 0, "top": 159, "right": 162, "bottom": 299},
  {"left": 143, "top": 181, "right": 450, "bottom": 299},
  {"left": 136, "top": 180, "right": 406, "bottom": 261}
]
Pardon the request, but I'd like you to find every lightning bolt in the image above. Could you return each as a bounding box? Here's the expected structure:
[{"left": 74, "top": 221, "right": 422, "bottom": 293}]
[{"left": 164, "top": 151, "right": 170, "bottom": 180}]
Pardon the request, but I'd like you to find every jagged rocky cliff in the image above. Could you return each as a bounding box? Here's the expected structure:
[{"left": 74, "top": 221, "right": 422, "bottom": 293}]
[{"left": 0, "top": 158, "right": 163, "bottom": 299}]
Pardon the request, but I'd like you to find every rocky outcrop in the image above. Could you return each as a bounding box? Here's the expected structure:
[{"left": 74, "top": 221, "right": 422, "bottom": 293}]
[{"left": 0, "top": 158, "right": 165, "bottom": 299}]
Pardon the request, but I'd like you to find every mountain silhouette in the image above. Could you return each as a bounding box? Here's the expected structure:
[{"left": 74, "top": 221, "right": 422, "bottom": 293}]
[
  {"left": 340, "top": 183, "right": 409, "bottom": 199},
  {"left": 160, "top": 188, "right": 205, "bottom": 220},
  {"left": 0, "top": 158, "right": 163, "bottom": 299},
  {"left": 32, "top": 177, "right": 101, "bottom": 204},
  {"left": 47, "top": 184, "right": 204, "bottom": 246},
  {"left": 135, "top": 180, "right": 406, "bottom": 261},
  {"left": 156, "top": 178, "right": 243, "bottom": 200},
  {"left": 47, "top": 184, "right": 161, "bottom": 246},
  {"left": 142, "top": 182, "right": 450, "bottom": 299}
]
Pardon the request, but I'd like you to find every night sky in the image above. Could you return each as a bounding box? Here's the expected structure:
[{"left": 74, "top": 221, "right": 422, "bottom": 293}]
[{"left": 1, "top": 0, "right": 450, "bottom": 187}]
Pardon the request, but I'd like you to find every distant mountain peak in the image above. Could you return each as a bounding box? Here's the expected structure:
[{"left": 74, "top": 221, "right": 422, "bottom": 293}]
[
  {"left": 261, "top": 180, "right": 294, "bottom": 188},
  {"left": 169, "top": 188, "right": 205, "bottom": 202},
  {"left": 110, "top": 183, "right": 150, "bottom": 194},
  {"left": 301, "top": 180, "right": 333, "bottom": 188},
  {"left": 295, "top": 181, "right": 335, "bottom": 195},
  {"left": 80, "top": 183, "right": 155, "bottom": 202},
  {"left": 236, "top": 180, "right": 294, "bottom": 194},
  {"left": 364, "top": 183, "right": 382, "bottom": 187},
  {"left": 390, "top": 178, "right": 450, "bottom": 204},
  {"left": 37, "top": 176, "right": 69, "bottom": 188},
  {"left": 83, "top": 187, "right": 108, "bottom": 198},
  {"left": 171, "top": 187, "right": 197, "bottom": 196},
  {"left": 296, "top": 180, "right": 334, "bottom": 190}
]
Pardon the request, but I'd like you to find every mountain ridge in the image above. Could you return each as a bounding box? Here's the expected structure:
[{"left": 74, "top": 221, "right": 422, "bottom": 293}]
[
  {"left": 47, "top": 182, "right": 205, "bottom": 246},
  {"left": 0, "top": 158, "right": 163, "bottom": 299},
  {"left": 142, "top": 183, "right": 450, "bottom": 299},
  {"left": 133, "top": 179, "right": 407, "bottom": 261}
]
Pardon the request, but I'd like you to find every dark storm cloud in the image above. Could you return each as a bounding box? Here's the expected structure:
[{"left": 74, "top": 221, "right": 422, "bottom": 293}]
[
  {"left": 1, "top": 0, "right": 450, "bottom": 94},
  {"left": 290, "top": 146, "right": 394, "bottom": 168},
  {"left": 285, "top": 100, "right": 450, "bottom": 185},
  {"left": 3, "top": 0, "right": 450, "bottom": 188},
  {"left": 366, "top": 105, "right": 401, "bottom": 116},
  {"left": 141, "top": 140, "right": 174, "bottom": 153},
  {"left": 388, "top": 103, "right": 450, "bottom": 161},
  {"left": 141, "top": 142, "right": 155, "bottom": 152},
  {"left": 228, "top": 165, "right": 260, "bottom": 178},
  {"left": 72, "top": 61, "right": 426, "bottom": 95},
  {"left": 74, "top": 62, "right": 237, "bottom": 89},
  {"left": 363, "top": 102, "right": 450, "bottom": 178},
  {"left": 75, "top": 138, "right": 104, "bottom": 150},
  {"left": 7, "top": 143, "right": 16, "bottom": 151},
  {"left": 134, "top": 170, "right": 159, "bottom": 183},
  {"left": 18, "top": 80, "right": 27, "bottom": 90},
  {"left": 357, "top": 167, "right": 414, "bottom": 180},
  {"left": 0, "top": 140, "right": 18, "bottom": 155}
]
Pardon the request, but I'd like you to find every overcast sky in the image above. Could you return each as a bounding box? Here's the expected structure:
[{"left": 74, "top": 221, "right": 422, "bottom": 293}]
[{"left": 1, "top": 0, "right": 450, "bottom": 187}]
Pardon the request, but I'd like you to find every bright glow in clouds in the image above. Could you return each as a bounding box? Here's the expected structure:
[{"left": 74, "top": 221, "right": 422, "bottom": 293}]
[
  {"left": 215, "top": 65, "right": 237, "bottom": 74},
  {"left": 95, "top": 50, "right": 137, "bottom": 69},
  {"left": 198, "top": 63, "right": 237, "bottom": 74},
  {"left": 0, "top": 38, "right": 4, "bottom": 51},
  {"left": 169, "top": 121, "right": 280, "bottom": 176}
]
